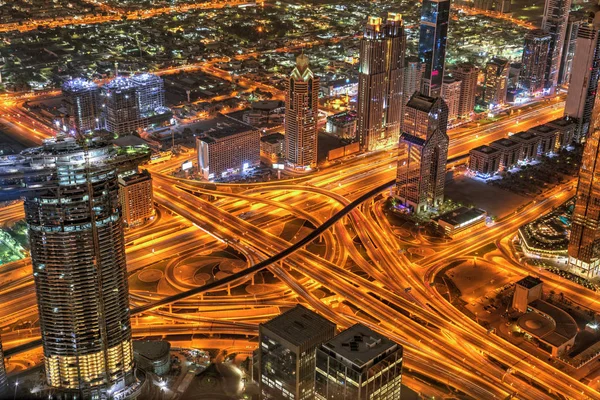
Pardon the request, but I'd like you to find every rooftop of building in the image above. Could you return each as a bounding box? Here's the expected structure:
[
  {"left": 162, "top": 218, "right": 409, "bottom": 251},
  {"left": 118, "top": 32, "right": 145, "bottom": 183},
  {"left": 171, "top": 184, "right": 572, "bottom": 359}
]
[
  {"left": 320, "top": 324, "right": 399, "bottom": 369},
  {"left": 443, "top": 76, "right": 461, "bottom": 84},
  {"left": 118, "top": 169, "right": 151, "bottom": 185},
  {"left": 327, "top": 110, "right": 358, "bottom": 124},
  {"left": 406, "top": 92, "right": 437, "bottom": 113},
  {"left": 112, "top": 135, "right": 151, "bottom": 148},
  {"left": 546, "top": 117, "right": 576, "bottom": 129},
  {"left": 517, "top": 275, "right": 543, "bottom": 289},
  {"left": 261, "top": 304, "right": 335, "bottom": 347},
  {"left": 133, "top": 340, "right": 170, "bottom": 361},
  {"left": 251, "top": 100, "right": 285, "bottom": 111},
  {"left": 104, "top": 75, "right": 136, "bottom": 92},
  {"left": 62, "top": 78, "right": 98, "bottom": 92},
  {"left": 260, "top": 132, "right": 285, "bottom": 144},
  {"left": 519, "top": 299, "right": 578, "bottom": 348},
  {"left": 490, "top": 138, "right": 519, "bottom": 148},
  {"left": 197, "top": 114, "right": 257, "bottom": 143},
  {"left": 435, "top": 206, "right": 486, "bottom": 227},
  {"left": 400, "top": 132, "right": 426, "bottom": 147},
  {"left": 529, "top": 124, "right": 555, "bottom": 134},
  {"left": 471, "top": 145, "right": 499, "bottom": 154},
  {"left": 180, "top": 363, "right": 243, "bottom": 400},
  {"left": 511, "top": 130, "right": 538, "bottom": 141}
]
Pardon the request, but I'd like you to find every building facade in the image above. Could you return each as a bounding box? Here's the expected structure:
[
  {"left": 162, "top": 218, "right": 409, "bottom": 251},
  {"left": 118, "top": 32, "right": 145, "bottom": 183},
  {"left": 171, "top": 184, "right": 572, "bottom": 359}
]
[
  {"left": 0, "top": 137, "right": 147, "bottom": 398},
  {"left": 62, "top": 78, "right": 100, "bottom": 134},
  {"left": 0, "top": 336, "right": 6, "bottom": 398},
  {"left": 418, "top": 0, "right": 450, "bottom": 97},
  {"left": 315, "top": 324, "right": 403, "bottom": 400},
  {"left": 564, "top": 7, "right": 600, "bottom": 142},
  {"left": 483, "top": 57, "right": 509, "bottom": 108},
  {"left": 103, "top": 74, "right": 171, "bottom": 135},
  {"left": 568, "top": 92, "right": 600, "bottom": 276},
  {"left": 558, "top": 11, "right": 586, "bottom": 86},
  {"left": 404, "top": 56, "right": 423, "bottom": 107},
  {"left": 396, "top": 93, "right": 449, "bottom": 213},
  {"left": 197, "top": 116, "right": 261, "bottom": 180},
  {"left": 520, "top": 29, "right": 552, "bottom": 94},
  {"left": 285, "top": 54, "right": 320, "bottom": 169},
  {"left": 453, "top": 63, "right": 479, "bottom": 119},
  {"left": 118, "top": 169, "right": 154, "bottom": 227},
  {"left": 441, "top": 77, "right": 462, "bottom": 122},
  {"left": 258, "top": 305, "right": 336, "bottom": 400},
  {"left": 356, "top": 13, "right": 406, "bottom": 151},
  {"left": 541, "top": 0, "right": 573, "bottom": 92},
  {"left": 469, "top": 145, "right": 501, "bottom": 177}
]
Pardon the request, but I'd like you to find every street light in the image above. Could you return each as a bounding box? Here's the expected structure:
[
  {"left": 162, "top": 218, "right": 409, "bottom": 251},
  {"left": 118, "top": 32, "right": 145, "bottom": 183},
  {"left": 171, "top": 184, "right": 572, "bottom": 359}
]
[{"left": 13, "top": 381, "right": 18, "bottom": 400}]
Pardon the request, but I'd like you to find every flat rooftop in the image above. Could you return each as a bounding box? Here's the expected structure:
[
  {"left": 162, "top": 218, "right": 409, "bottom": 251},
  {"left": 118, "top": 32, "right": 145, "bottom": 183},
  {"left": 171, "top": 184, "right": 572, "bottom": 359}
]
[
  {"left": 529, "top": 125, "right": 555, "bottom": 135},
  {"left": 516, "top": 275, "right": 542, "bottom": 289},
  {"left": 546, "top": 117, "right": 576, "bottom": 129},
  {"left": 490, "top": 138, "right": 519, "bottom": 148},
  {"left": 471, "top": 145, "right": 499, "bottom": 155},
  {"left": 197, "top": 114, "right": 257, "bottom": 141},
  {"left": 261, "top": 132, "right": 284, "bottom": 144},
  {"left": 511, "top": 131, "right": 538, "bottom": 141},
  {"left": 261, "top": 305, "right": 335, "bottom": 347},
  {"left": 523, "top": 299, "right": 578, "bottom": 347},
  {"left": 436, "top": 206, "right": 486, "bottom": 227},
  {"left": 321, "top": 324, "right": 399, "bottom": 369}
]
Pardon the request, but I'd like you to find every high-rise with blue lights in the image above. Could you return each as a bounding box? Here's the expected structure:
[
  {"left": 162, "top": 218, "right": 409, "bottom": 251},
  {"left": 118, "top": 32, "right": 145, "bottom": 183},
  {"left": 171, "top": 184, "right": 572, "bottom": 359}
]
[
  {"left": 418, "top": 0, "right": 451, "bottom": 98},
  {"left": 62, "top": 78, "right": 100, "bottom": 135}
]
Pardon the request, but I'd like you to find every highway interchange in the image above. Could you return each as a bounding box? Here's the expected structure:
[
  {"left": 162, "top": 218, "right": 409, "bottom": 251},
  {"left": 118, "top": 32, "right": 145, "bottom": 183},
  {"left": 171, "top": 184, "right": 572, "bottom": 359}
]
[{"left": 0, "top": 3, "right": 596, "bottom": 396}]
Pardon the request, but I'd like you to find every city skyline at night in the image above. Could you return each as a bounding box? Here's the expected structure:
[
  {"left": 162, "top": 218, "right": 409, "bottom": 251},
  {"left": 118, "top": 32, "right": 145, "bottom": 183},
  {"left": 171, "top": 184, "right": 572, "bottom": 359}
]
[{"left": 1, "top": 1, "right": 600, "bottom": 400}]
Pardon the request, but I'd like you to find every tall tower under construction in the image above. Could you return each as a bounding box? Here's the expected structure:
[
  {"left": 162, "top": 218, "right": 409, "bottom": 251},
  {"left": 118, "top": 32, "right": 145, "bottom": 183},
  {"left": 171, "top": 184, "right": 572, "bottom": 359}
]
[{"left": 0, "top": 136, "right": 148, "bottom": 398}]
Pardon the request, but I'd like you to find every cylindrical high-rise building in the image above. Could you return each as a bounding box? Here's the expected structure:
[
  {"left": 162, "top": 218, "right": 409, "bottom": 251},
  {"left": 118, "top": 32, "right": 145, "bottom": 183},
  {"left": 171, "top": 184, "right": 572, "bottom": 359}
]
[
  {"left": 0, "top": 137, "right": 148, "bottom": 399},
  {"left": 0, "top": 336, "right": 7, "bottom": 398}
]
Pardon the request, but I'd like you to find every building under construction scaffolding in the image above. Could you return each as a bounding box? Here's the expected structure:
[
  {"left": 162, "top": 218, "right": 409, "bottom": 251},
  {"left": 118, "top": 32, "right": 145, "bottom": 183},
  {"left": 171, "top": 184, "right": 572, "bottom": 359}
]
[
  {"left": 62, "top": 78, "right": 101, "bottom": 134},
  {"left": 102, "top": 74, "right": 171, "bottom": 135},
  {"left": 0, "top": 136, "right": 149, "bottom": 399}
]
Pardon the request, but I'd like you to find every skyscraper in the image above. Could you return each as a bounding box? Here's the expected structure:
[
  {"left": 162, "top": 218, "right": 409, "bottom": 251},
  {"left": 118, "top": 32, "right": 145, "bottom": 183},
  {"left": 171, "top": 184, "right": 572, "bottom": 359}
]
[
  {"left": 404, "top": 56, "right": 424, "bottom": 107},
  {"left": 285, "top": 54, "right": 320, "bottom": 169},
  {"left": 542, "top": 0, "right": 573, "bottom": 92},
  {"left": 441, "top": 77, "right": 461, "bottom": 122},
  {"left": 0, "top": 337, "right": 7, "bottom": 398},
  {"left": 397, "top": 93, "right": 449, "bottom": 213},
  {"left": 558, "top": 11, "right": 586, "bottom": 86},
  {"left": 103, "top": 74, "right": 171, "bottom": 135},
  {"left": 568, "top": 91, "right": 600, "bottom": 277},
  {"left": 564, "top": 6, "right": 600, "bottom": 142},
  {"left": 0, "top": 136, "right": 148, "bottom": 398},
  {"left": 483, "top": 57, "right": 509, "bottom": 108},
  {"left": 419, "top": 0, "right": 451, "bottom": 97},
  {"left": 62, "top": 78, "right": 100, "bottom": 134},
  {"left": 315, "top": 324, "right": 403, "bottom": 400},
  {"left": 520, "top": 29, "right": 552, "bottom": 94},
  {"left": 453, "top": 63, "right": 479, "bottom": 119},
  {"left": 356, "top": 13, "right": 406, "bottom": 151},
  {"left": 258, "top": 305, "right": 336, "bottom": 400}
]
